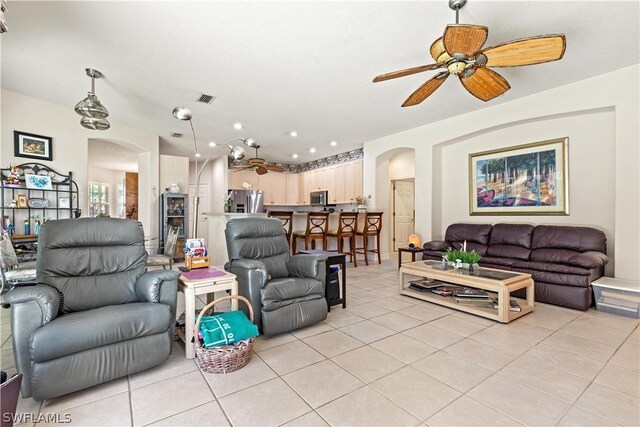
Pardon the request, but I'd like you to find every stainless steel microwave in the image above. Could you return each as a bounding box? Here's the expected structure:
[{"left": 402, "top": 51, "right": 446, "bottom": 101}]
[{"left": 310, "top": 190, "right": 328, "bottom": 206}]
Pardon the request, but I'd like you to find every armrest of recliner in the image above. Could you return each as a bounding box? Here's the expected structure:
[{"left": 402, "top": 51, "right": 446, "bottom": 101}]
[
  {"left": 2, "top": 284, "right": 60, "bottom": 324},
  {"left": 225, "top": 259, "right": 269, "bottom": 328},
  {"left": 136, "top": 269, "right": 179, "bottom": 338},
  {"left": 423, "top": 240, "right": 451, "bottom": 251},
  {"left": 287, "top": 254, "right": 328, "bottom": 281},
  {"left": 1, "top": 284, "right": 60, "bottom": 398},
  {"left": 136, "top": 269, "right": 179, "bottom": 305}
]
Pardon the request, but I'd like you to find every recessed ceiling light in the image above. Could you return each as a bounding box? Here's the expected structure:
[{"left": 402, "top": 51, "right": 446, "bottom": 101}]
[
  {"left": 292, "top": 154, "right": 299, "bottom": 159},
  {"left": 309, "top": 148, "right": 316, "bottom": 153},
  {"left": 290, "top": 131, "right": 298, "bottom": 137},
  {"left": 195, "top": 153, "right": 202, "bottom": 158},
  {"left": 233, "top": 122, "right": 243, "bottom": 130},
  {"left": 208, "top": 141, "right": 216, "bottom": 147},
  {"left": 330, "top": 141, "right": 337, "bottom": 146}
]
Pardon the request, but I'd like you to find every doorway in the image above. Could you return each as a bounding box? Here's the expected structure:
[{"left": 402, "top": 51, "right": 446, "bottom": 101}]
[{"left": 393, "top": 179, "right": 415, "bottom": 250}]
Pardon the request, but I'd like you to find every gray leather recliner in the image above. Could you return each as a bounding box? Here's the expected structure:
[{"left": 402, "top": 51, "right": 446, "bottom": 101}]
[
  {"left": 2, "top": 218, "right": 179, "bottom": 401},
  {"left": 225, "top": 217, "right": 328, "bottom": 336}
]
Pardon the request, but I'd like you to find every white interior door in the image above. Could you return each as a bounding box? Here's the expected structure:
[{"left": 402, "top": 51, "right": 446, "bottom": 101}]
[
  {"left": 188, "top": 183, "right": 209, "bottom": 240},
  {"left": 394, "top": 180, "right": 415, "bottom": 250}
]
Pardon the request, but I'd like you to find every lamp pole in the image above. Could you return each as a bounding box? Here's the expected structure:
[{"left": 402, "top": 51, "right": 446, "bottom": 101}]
[{"left": 191, "top": 139, "right": 247, "bottom": 239}]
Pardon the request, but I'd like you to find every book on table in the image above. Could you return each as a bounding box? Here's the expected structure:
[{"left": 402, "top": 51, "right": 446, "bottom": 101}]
[
  {"left": 408, "top": 278, "right": 445, "bottom": 292},
  {"left": 453, "top": 288, "right": 490, "bottom": 298},
  {"left": 454, "top": 297, "right": 494, "bottom": 308},
  {"left": 430, "top": 285, "right": 462, "bottom": 297}
]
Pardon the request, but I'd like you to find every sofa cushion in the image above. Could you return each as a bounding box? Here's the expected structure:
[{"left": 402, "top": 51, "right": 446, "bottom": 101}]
[
  {"left": 478, "top": 256, "right": 517, "bottom": 267},
  {"left": 261, "top": 277, "right": 324, "bottom": 311},
  {"left": 445, "top": 223, "right": 493, "bottom": 245},
  {"left": 532, "top": 225, "right": 607, "bottom": 253},
  {"left": 511, "top": 260, "right": 591, "bottom": 276},
  {"left": 489, "top": 224, "right": 535, "bottom": 248},
  {"left": 567, "top": 251, "right": 609, "bottom": 269},
  {"left": 424, "top": 241, "right": 450, "bottom": 251},
  {"left": 486, "top": 244, "right": 531, "bottom": 261},
  {"left": 31, "top": 302, "right": 171, "bottom": 363}
]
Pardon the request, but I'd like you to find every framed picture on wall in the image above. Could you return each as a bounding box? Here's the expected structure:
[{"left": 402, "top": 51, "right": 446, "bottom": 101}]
[
  {"left": 14, "top": 131, "right": 53, "bottom": 161},
  {"left": 469, "top": 137, "right": 569, "bottom": 216}
]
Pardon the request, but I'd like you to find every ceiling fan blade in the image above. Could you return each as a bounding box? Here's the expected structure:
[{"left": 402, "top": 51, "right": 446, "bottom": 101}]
[
  {"left": 233, "top": 166, "right": 254, "bottom": 172},
  {"left": 459, "top": 67, "right": 510, "bottom": 102},
  {"left": 373, "top": 64, "right": 440, "bottom": 82},
  {"left": 480, "top": 35, "right": 566, "bottom": 67},
  {"left": 443, "top": 24, "right": 488, "bottom": 56},
  {"left": 402, "top": 72, "right": 449, "bottom": 107},
  {"left": 266, "top": 165, "right": 284, "bottom": 173},
  {"left": 255, "top": 167, "right": 268, "bottom": 175}
]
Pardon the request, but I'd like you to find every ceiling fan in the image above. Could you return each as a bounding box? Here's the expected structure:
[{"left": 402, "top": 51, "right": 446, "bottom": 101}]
[
  {"left": 233, "top": 144, "right": 284, "bottom": 175},
  {"left": 373, "top": 0, "right": 566, "bottom": 106}
]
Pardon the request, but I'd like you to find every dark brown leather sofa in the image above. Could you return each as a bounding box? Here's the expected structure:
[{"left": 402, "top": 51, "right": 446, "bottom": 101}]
[{"left": 422, "top": 223, "right": 608, "bottom": 311}]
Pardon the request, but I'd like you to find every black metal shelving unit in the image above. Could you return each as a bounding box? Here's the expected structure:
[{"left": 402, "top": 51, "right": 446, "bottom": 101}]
[
  {"left": 1, "top": 163, "right": 79, "bottom": 262},
  {"left": 159, "top": 192, "right": 188, "bottom": 261}
]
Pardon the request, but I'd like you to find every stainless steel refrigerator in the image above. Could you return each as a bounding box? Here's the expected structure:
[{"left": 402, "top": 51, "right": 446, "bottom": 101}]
[{"left": 228, "top": 189, "right": 264, "bottom": 213}]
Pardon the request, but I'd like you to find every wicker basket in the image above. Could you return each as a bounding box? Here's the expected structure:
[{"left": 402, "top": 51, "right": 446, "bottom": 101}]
[{"left": 193, "top": 295, "right": 256, "bottom": 374}]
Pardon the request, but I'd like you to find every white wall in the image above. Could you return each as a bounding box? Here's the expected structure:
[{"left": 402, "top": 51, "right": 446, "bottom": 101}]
[
  {"left": 364, "top": 65, "right": 639, "bottom": 281},
  {"left": 160, "top": 154, "right": 189, "bottom": 194},
  {"left": 1, "top": 89, "right": 161, "bottom": 236},
  {"left": 389, "top": 150, "right": 415, "bottom": 181},
  {"left": 87, "top": 166, "right": 126, "bottom": 218}
]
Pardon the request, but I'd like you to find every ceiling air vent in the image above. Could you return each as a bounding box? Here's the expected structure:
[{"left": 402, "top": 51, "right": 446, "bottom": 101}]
[
  {"left": 170, "top": 132, "right": 183, "bottom": 138},
  {"left": 197, "top": 93, "right": 216, "bottom": 104}
]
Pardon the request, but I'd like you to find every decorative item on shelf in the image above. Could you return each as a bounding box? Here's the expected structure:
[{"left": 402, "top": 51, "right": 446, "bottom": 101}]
[
  {"left": 58, "top": 197, "right": 70, "bottom": 209},
  {"left": 16, "top": 194, "right": 28, "bottom": 208},
  {"left": 7, "top": 200, "right": 17, "bottom": 208},
  {"left": 444, "top": 241, "right": 481, "bottom": 271},
  {"left": 4, "top": 216, "right": 14, "bottom": 236},
  {"left": 408, "top": 233, "right": 421, "bottom": 248},
  {"left": 75, "top": 68, "right": 110, "bottom": 130},
  {"left": 241, "top": 181, "right": 251, "bottom": 189},
  {"left": 167, "top": 183, "right": 181, "bottom": 193},
  {"left": 27, "top": 198, "right": 48, "bottom": 208},
  {"left": 4, "top": 165, "right": 22, "bottom": 186},
  {"left": 33, "top": 215, "right": 41, "bottom": 235},
  {"left": 24, "top": 174, "right": 53, "bottom": 190},
  {"left": 13, "top": 132, "right": 53, "bottom": 161},
  {"left": 23, "top": 219, "right": 30, "bottom": 235}
]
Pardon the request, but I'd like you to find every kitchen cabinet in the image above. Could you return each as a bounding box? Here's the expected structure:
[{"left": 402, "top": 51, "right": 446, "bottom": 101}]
[
  {"left": 303, "top": 171, "right": 312, "bottom": 205},
  {"left": 258, "top": 173, "right": 273, "bottom": 205},
  {"left": 286, "top": 173, "right": 298, "bottom": 205},
  {"left": 228, "top": 169, "right": 259, "bottom": 190},
  {"left": 353, "top": 159, "right": 363, "bottom": 201},
  {"left": 344, "top": 162, "right": 355, "bottom": 203},
  {"left": 311, "top": 169, "right": 321, "bottom": 191},
  {"left": 325, "top": 166, "right": 337, "bottom": 204},
  {"left": 334, "top": 163, "right": 346, "bottom": 203},
  {"left": 271, "top": 173, "right": 287, "bottom": 205}
]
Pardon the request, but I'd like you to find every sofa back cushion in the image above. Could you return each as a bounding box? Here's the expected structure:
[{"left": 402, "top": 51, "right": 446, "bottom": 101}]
[
  {"left": 37, "top": 218, "right": 147, "bottom": 313},
  {"left": 444, "top": 223, "right": 492, "bottom": 256},
  {"left": 225, "top": 217, "right": 290, "bottom": 280},
  {"left": 532, "top": 225, "right": 607, "bottom": 253},
  {"left": 486, "top": 223, "right": 534, "bottom": 260}
]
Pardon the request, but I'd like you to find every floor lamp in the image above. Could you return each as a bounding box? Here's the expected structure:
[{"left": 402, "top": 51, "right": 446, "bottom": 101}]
[{"left": 172, "top": 107, "right": 248, "bottom": 238}]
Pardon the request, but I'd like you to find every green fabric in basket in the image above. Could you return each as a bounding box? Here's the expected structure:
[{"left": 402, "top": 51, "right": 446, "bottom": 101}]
[{"left": 199, "top": 311, "right": 259, "bottom": 348}]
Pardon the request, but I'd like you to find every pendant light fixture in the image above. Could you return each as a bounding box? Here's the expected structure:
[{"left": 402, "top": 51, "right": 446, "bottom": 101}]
[{"left": 75, "top": 68, "right": 110, "bottom": 130}]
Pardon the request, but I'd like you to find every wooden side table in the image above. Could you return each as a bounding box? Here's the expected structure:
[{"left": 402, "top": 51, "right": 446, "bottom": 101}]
[
  {"left": 178, "top": 268, "right": 238, "bottom": 359},
  {"left": 397, "top": 247, "right": 424, "bottom": 269}
]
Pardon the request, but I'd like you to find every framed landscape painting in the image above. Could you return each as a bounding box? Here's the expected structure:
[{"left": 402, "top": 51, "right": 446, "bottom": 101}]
[
  {"left": 469, "top": 137, "right": 569, "bottom": 215},
  {"left": 14, "top": 131, "right": 53, "bottom": 161}
]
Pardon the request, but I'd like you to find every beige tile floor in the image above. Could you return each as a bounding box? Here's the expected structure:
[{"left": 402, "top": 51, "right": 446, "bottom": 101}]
[{"left": 1, "top": 258, "right": 639, "bottom": 426}]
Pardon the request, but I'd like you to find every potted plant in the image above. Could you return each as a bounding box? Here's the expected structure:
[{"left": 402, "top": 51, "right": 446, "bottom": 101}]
[
  {"left": 444, "top": 246, "right": 482, "bottom": 271},
  {"left": 355, "top": 195, "right": 369, "bottom": 212}
]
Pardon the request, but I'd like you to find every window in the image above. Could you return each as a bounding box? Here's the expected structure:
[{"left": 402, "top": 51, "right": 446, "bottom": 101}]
[
  {"left": 88, "top": 182, "right": 110, "bottom": 217},
  {"left": 117, "top": 183, "right": 125, "bottom": 219}
]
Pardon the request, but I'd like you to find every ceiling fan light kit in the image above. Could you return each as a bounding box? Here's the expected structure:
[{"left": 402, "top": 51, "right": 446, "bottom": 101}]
[
  {"left": 374, "top": 0, "right": 566, "bottom": 106},
  {"left": 75, "top": 68, "right": 110, "bottom": 129}
]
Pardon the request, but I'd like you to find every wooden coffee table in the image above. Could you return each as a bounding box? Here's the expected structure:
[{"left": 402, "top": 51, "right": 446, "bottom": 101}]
[{"left": 399, "top": 260, "right": 534, "bottom": 323}]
